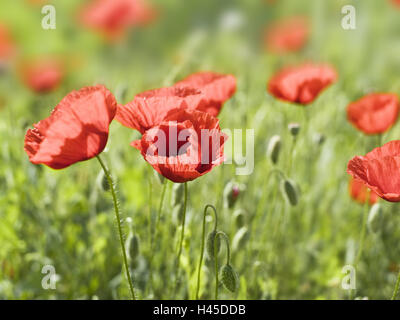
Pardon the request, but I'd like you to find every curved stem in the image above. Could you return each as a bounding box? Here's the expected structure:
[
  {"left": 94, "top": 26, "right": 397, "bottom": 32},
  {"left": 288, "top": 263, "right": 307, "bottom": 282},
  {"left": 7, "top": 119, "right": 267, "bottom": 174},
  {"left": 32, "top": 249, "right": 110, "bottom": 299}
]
[
  {"left": 195, "top": 204, "right": 218, "bottom": 299},
  {"left": 214, "top": 231, "right": 231, "bottom": 300},
  {"left": 96, "top": 155, "right": 136, "bottom": 300},
  {"left": 391, "top": 267, "right": 400, "bottom": 300},
  {"left": 175, "top": 182, "right": 188, "bottom": 284}
]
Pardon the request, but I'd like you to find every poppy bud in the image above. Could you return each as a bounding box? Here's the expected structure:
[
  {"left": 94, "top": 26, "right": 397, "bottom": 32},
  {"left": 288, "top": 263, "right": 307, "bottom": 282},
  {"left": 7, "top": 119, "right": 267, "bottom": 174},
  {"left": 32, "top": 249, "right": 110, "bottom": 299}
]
[
  {"left": 267, "top": 135, "right": 281, "bottom": 164},
  {"left": 206, "top": 230, "right": 221, "bottom": 259},
  {"left": 223, "top": 181, "right": 245, "bottom": 209},
  {"left": 171, "top": 183, "right": 185, "bottom": 207},
  {"left": 233, "top": 209, "right": 246, "bottom": 228},
  {"left": 232, "top": 227, "right": 249, "bottom": 251},
  {"left": 367, "top": 203, "right": 382, "bottom": 233},
  {"left": 126, "top": 233, "right": 140, "bottom": 262},
  {"left": 220, "top": 264, "right": 239, "bottom": 292},
  {"left": 97, "top": 171, "right": 110, "bottom": 191},
  {"left": 314, "top": 133, "right": 325, "bottom": 146},
  {"left": 288, "top": 123, "right": 300, "bottom": 136},
  {"left": 281, "top": 179, "right": 298, "bottom": 206}
]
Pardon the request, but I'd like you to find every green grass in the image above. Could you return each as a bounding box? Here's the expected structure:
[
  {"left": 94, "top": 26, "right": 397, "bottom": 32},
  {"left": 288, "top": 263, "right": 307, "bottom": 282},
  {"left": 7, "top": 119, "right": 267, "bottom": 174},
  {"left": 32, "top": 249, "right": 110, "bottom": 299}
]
[{"left": 1, "top": 0, "right": 400, "bottom": 299}]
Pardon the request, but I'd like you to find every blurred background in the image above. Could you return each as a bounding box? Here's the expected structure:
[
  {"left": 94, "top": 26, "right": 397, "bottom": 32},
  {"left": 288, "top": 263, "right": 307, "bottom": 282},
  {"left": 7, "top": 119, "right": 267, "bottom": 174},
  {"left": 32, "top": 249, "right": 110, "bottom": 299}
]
[{"left": 1, "top": 0, "right": 400, "bottom": 299}]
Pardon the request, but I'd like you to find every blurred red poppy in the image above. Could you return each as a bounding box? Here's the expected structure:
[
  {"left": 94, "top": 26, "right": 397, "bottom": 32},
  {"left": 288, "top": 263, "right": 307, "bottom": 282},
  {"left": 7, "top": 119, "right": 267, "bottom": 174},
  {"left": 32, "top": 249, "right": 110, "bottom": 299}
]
[
  {"left": 349, "top": 177, "right": 379, "bottom": 205},
  {"left": 391, "top": 0, "right": 400, "bottom": 7},
  {"left": 347, "top": 140, "right": 400, "bottom": 202},
  {"left": 264, "top": 16, "right": 309, "bottom": 54},
  {"left": 20, "top": 58, "right": 64, "bottom": 93},
  {"left": 0, "top": 23, "right": 15, "bottom": 62},
  {"left": 174, "top": 71, "right": 237, "bottom": 116},
  {"left": 347, "top": 93, "right": 399, "bottom": 135},
  {"left": 24, "top": 85, "right": 117, "bottom": 169},
  {"left": 79, "top": 0, "right": 156, "bottom": 40},
  {"left": 267, "top": 63, "right": 337, "bottom": 105},
  {"left": 131, "top": 109, "right": 227, "bottom": 183},
  {"left": 116, "top": 86, "right": 206, "bottom": 134}
]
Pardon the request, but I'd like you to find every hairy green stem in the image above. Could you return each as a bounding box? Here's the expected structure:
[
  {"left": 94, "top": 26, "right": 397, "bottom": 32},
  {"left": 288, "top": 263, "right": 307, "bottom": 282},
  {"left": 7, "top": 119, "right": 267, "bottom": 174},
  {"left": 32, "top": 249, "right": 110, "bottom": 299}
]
[
  {"left": 195, "top": 204, "right": 218, "bottom": 299},
  {"left": 214, "top": 231, "right": 230, "bottom": 300},
  {"left": 175, "top": 182, "right": 188, "bottom": 286},
  {"left": 96, "top": 155, "right": 136, "bottom": 300},
  {"left": 391, "top": 267, "right": 400, "bottom": 300}
]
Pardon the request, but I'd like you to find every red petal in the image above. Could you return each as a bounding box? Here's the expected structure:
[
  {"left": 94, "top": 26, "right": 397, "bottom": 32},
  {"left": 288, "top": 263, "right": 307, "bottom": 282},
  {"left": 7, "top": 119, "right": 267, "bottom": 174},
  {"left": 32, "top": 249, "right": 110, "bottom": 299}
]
[
  {"left": 347, "top": 93, "right": 399, "bottom": 135},
  {"left": 116, "top": 86, "right": 205, "bottom": 133},
  {"left": 175, "top": 71, "right": 236, "bottom": 116},
  {"left": 24, "top": 85, "right": 117, "bottom": 169},
  {"left": 267, "top": 63, "right": 337, "bottom": 105}
]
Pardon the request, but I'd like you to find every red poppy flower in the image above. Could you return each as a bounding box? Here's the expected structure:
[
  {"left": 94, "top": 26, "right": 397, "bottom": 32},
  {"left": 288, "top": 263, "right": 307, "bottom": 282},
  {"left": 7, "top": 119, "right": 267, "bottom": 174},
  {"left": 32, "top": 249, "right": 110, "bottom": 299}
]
[
  {"left": 20, "top": 58, "right": 64, "bottom": 93},
  {"left": 24, "top": 85, "right": 117, "bottom": 169},
  {"left": 347, "top": 140, "right": 400, "bottom": 202},
  {"left": 349, "top": 177, "right": 379, "bottom": 205},
  {"left": 267, "top": 63, "right": 337, "bottom": 105},
  {"left": 347, "top": 93, "right": 399, "bottom": 135},
  {"left": 131, "top": 109, "right": 227, "bottom": 183},
  {"left": 0, "top": 23, "right": 15, "bottom": 62},
  {"left": 391, "top": 0, "right": 400, "bottom": 8},
  {"left": 116, "top": 86, "right": 207, "bottom": 134},
  {"left": 174, "top": 71, "right": 237, "bottom": 116},
  {"left": 264, "top": 16, "right": 309, "bottom": 54},
  {"left": 79, "top": 0, "right": 156, "bottom": 40}
]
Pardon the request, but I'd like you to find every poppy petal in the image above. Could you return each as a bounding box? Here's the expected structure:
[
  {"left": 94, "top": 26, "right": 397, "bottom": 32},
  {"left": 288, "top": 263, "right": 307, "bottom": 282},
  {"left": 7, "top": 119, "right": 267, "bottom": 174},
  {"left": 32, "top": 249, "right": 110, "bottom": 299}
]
[{"left": 24, "top": 85, "right": 117, "bottom": 169}]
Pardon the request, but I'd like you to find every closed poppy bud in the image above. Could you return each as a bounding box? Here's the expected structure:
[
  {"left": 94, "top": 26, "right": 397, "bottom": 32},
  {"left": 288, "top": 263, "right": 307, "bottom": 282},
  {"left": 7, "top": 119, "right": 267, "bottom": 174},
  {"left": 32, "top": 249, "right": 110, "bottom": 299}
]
[
  {"left": 367, "top": 203, "right": 382, "bottom": 233},
  {"left": 233, "top": 209, "right": 246, "bottom": 228},
  {"left": 220, "top": 264, "right": 239, "bottom": 292},
  {"left": 232, "top": 227, "right": 249, "bottom": 251},
  {"left": 313, "top": 133, "right": 325, "bottom": 146},
  {"left": 288, "top": 123, "right": 300, "bottom": 136},
  {"left": 267, "top": 135, "right": 281, "bottom": 164},
  {"left": 126, "top": 232, "right": 140, "bottom": 261},
  {"left": 223, "top": 181, "right": 245, "bottom": 209},
  {"left": 206, "top": 230, "right": 221, "bottom": 259},
  {"left": 171, "top": 183, "right": 185, "bottom": 207},
  {"left": 97, "top": 171, "right": 110, "bottom": 191},
  {"left": 281, "top": 179, "right": 298, "bottom": 206}
]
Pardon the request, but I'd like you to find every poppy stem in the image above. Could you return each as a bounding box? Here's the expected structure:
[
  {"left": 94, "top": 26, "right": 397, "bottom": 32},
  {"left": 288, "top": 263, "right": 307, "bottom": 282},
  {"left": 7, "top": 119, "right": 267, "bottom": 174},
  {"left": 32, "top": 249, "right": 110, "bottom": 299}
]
[
  {"left": 214, "top": 231, "right": 231, "bottom": 300},
  {"left": 175, "top": 182, "right": 188, "bottom": 290},
  {"left": 96, "top": 155, "right": 136, "bottom": 300},
  {"left": 391, "top": 267, "right": 400, "bottom": 300},
  {"left": 195, "top": 204, "right": 218, "bottom": 299}
]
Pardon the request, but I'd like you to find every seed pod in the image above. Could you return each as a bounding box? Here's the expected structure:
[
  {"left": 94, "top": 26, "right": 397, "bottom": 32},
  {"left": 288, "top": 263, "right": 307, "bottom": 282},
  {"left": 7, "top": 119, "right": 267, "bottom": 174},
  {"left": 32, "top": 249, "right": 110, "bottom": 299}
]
[
  {"left": 223, "top": 181, "right": 245, "bottom": 209},
  {"left": 220, "top": 264, "right": 239, "bottom": 292},
  {"left": 171, "top": 183, "right": 185, "bottom": 207},
  {"left": 281, "top": 179, "right": 298, "bottom": 206},
  {"left": 233, "top": 209, "right": 246, "bottom": 228},
  {"left": 206, "top": 230, "right": 221, "bottom": 259},
  {"left": 267, "top": 135, "right": 281, "bottom": 164},
  {"left": 232, "top": 227, "right": 249, "bottom": 251},
  {"left": 288, "top": 123, "right": 300, "bottom": 137},
  {"left": 126, "top": 233, "right": 140, "bottom": 261},
  {"left": 115, "top": 84, "right": 128, "bottom": 103},
  {"left": 367, "top": 203, "right": 382, "bottom": 233}
]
